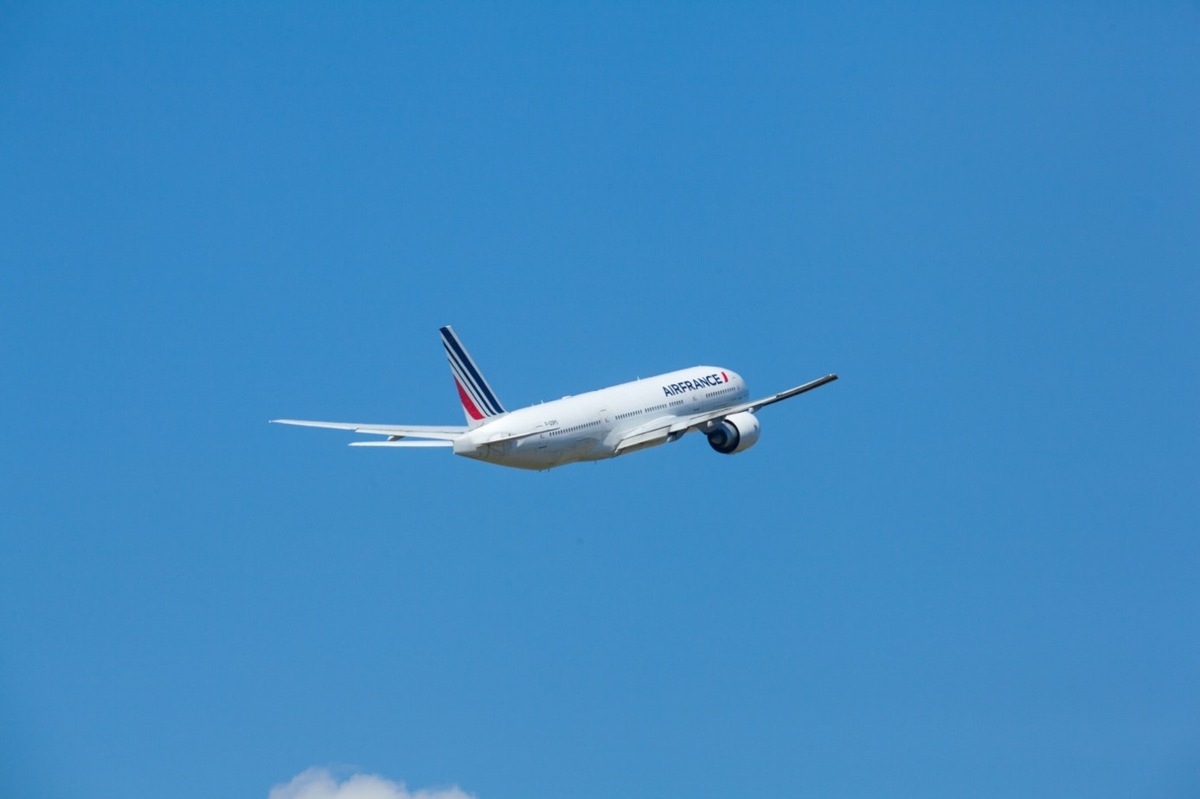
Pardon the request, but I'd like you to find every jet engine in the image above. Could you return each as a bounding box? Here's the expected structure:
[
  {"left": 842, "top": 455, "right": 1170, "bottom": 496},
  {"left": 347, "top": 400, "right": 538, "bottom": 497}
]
[{"left": 706, "top": 411, "right": 761, "bottom": 454}]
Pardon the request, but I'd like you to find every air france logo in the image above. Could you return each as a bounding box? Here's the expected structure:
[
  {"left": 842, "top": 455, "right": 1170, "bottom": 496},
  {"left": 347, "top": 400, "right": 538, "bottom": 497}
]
[{"left": 662, "top": 371, "right": 728, "bottom": 397}]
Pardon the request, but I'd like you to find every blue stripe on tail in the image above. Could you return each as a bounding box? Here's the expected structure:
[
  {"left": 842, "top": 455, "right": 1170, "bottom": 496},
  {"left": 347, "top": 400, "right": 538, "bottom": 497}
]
[{"left": 439, "top": 326, "right": 506, "bottom": 417}]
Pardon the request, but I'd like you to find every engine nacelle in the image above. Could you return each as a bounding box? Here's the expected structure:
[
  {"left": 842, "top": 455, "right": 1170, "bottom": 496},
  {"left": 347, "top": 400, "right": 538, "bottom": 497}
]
[{"left": 706, "top": 411, "right": 761, "bottom": 454}]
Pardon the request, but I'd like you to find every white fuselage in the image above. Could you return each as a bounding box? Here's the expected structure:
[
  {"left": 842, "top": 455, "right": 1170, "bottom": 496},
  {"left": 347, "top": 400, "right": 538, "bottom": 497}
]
[{"left": 452, "top": 366, "right": 749, "bottom": 470}]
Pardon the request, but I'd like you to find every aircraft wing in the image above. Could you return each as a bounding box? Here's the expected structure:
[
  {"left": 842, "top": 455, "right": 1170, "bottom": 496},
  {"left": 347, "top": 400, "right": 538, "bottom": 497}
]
[
  {"left": 613, "top": 373, "right": 837, "bottom": 454},
  {"left": 713, "top": 372, "right": 839, "bottom": 418},
  {"left": 270, "top": 419, "right": 468, "bottom": 441}
]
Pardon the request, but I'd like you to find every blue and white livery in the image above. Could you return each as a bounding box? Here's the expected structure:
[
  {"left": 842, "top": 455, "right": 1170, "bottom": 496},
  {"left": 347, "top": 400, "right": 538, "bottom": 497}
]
[{"left": 272, "top": 325, "right": 837, "bottom": 471}]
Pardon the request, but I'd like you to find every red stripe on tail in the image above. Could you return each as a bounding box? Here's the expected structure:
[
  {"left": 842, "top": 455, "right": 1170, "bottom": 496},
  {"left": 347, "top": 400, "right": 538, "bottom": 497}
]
[{"left": 454, "top": 377, "right": 485, "bottom": 420}]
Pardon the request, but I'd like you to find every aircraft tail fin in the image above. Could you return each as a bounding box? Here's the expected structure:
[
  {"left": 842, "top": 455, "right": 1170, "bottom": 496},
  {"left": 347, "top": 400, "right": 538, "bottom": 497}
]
[{"left": 440, "top": 325, "right": 507, "bottom": 428}]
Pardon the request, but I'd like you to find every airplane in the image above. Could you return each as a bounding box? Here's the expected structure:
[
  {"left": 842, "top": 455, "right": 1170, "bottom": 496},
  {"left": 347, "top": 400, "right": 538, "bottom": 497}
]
[{"left": 272, "top": 326, "right": 837, "bottom": 471}]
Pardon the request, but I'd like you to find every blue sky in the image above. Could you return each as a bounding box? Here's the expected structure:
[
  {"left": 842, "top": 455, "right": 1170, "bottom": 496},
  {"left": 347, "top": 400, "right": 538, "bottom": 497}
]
[{"left": 2, "top": 3, "right": 1197, "bottom": 797}]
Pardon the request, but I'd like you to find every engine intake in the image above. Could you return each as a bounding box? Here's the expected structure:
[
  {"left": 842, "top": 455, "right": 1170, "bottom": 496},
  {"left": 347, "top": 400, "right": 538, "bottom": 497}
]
[{"left": 706, "top": 411, "right": 761, "bottom": 454}]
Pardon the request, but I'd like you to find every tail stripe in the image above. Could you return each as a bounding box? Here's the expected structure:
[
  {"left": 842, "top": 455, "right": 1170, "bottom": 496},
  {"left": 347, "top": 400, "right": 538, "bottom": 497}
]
[
  {"left": 453, "top": 376, "right": 486, "bottom": 421},
  {"left": 439, "top": 326, "right": 506, "bottom": 423},
  {"left": 442, "top": 338, "right": 501, "bottom": 414},
  {"left": 440, "top": 331, "right": 504, "bottom": 415},
  {"left": 444, "top": 344, "right": 500, "bottom": 416}
]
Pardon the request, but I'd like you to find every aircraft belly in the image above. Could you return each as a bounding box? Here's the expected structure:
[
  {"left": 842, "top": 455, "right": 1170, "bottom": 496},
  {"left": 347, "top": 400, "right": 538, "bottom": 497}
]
[
  {"left": 489, "top": 432, "right": 610, "bottom": 469},
  {"left": 481, "top": 434, "right": 571, "bottom": 470}
]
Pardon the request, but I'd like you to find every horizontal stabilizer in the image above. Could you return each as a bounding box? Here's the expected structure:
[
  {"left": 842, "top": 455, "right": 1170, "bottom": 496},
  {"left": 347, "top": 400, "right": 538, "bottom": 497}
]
[
  {"left": 271, "top": 419, "right": 466, "bottom": 441},
  {"left": 348, "top": 440, "right": 454, "bottom": 448}
]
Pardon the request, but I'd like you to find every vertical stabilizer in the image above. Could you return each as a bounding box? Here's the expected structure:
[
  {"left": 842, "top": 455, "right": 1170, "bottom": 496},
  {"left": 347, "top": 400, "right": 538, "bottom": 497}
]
[{"left": 440, "top": 326, "right": 507, "bottom": 428}]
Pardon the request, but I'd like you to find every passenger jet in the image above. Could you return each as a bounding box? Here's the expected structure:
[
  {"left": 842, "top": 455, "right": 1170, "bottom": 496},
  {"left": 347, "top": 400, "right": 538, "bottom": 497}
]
[{"left": 272, "top": 326, "right": 837, "bottom": 470}]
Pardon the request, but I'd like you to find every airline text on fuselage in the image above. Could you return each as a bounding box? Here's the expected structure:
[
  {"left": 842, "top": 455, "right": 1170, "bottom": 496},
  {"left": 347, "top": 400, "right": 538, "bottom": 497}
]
[{"left": 662, "top": 372, "right": 728, "bottom": 397}]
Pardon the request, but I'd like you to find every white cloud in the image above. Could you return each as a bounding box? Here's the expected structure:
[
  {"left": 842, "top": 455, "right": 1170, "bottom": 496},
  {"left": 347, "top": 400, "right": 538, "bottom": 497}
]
[{"left": 270, "top": 767, "right": 475, "bottom": 799}]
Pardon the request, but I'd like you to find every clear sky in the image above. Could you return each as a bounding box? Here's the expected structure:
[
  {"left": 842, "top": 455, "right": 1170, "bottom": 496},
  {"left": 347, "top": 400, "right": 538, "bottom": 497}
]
[{"left": 2, "top": 3, "right": 1197, "bottom": 798}]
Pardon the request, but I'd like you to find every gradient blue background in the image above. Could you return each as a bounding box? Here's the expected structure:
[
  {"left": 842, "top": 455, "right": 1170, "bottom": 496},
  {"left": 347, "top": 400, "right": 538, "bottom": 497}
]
[{"left": 2, "top": 3, "right": 1197, "bottom": 797}]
